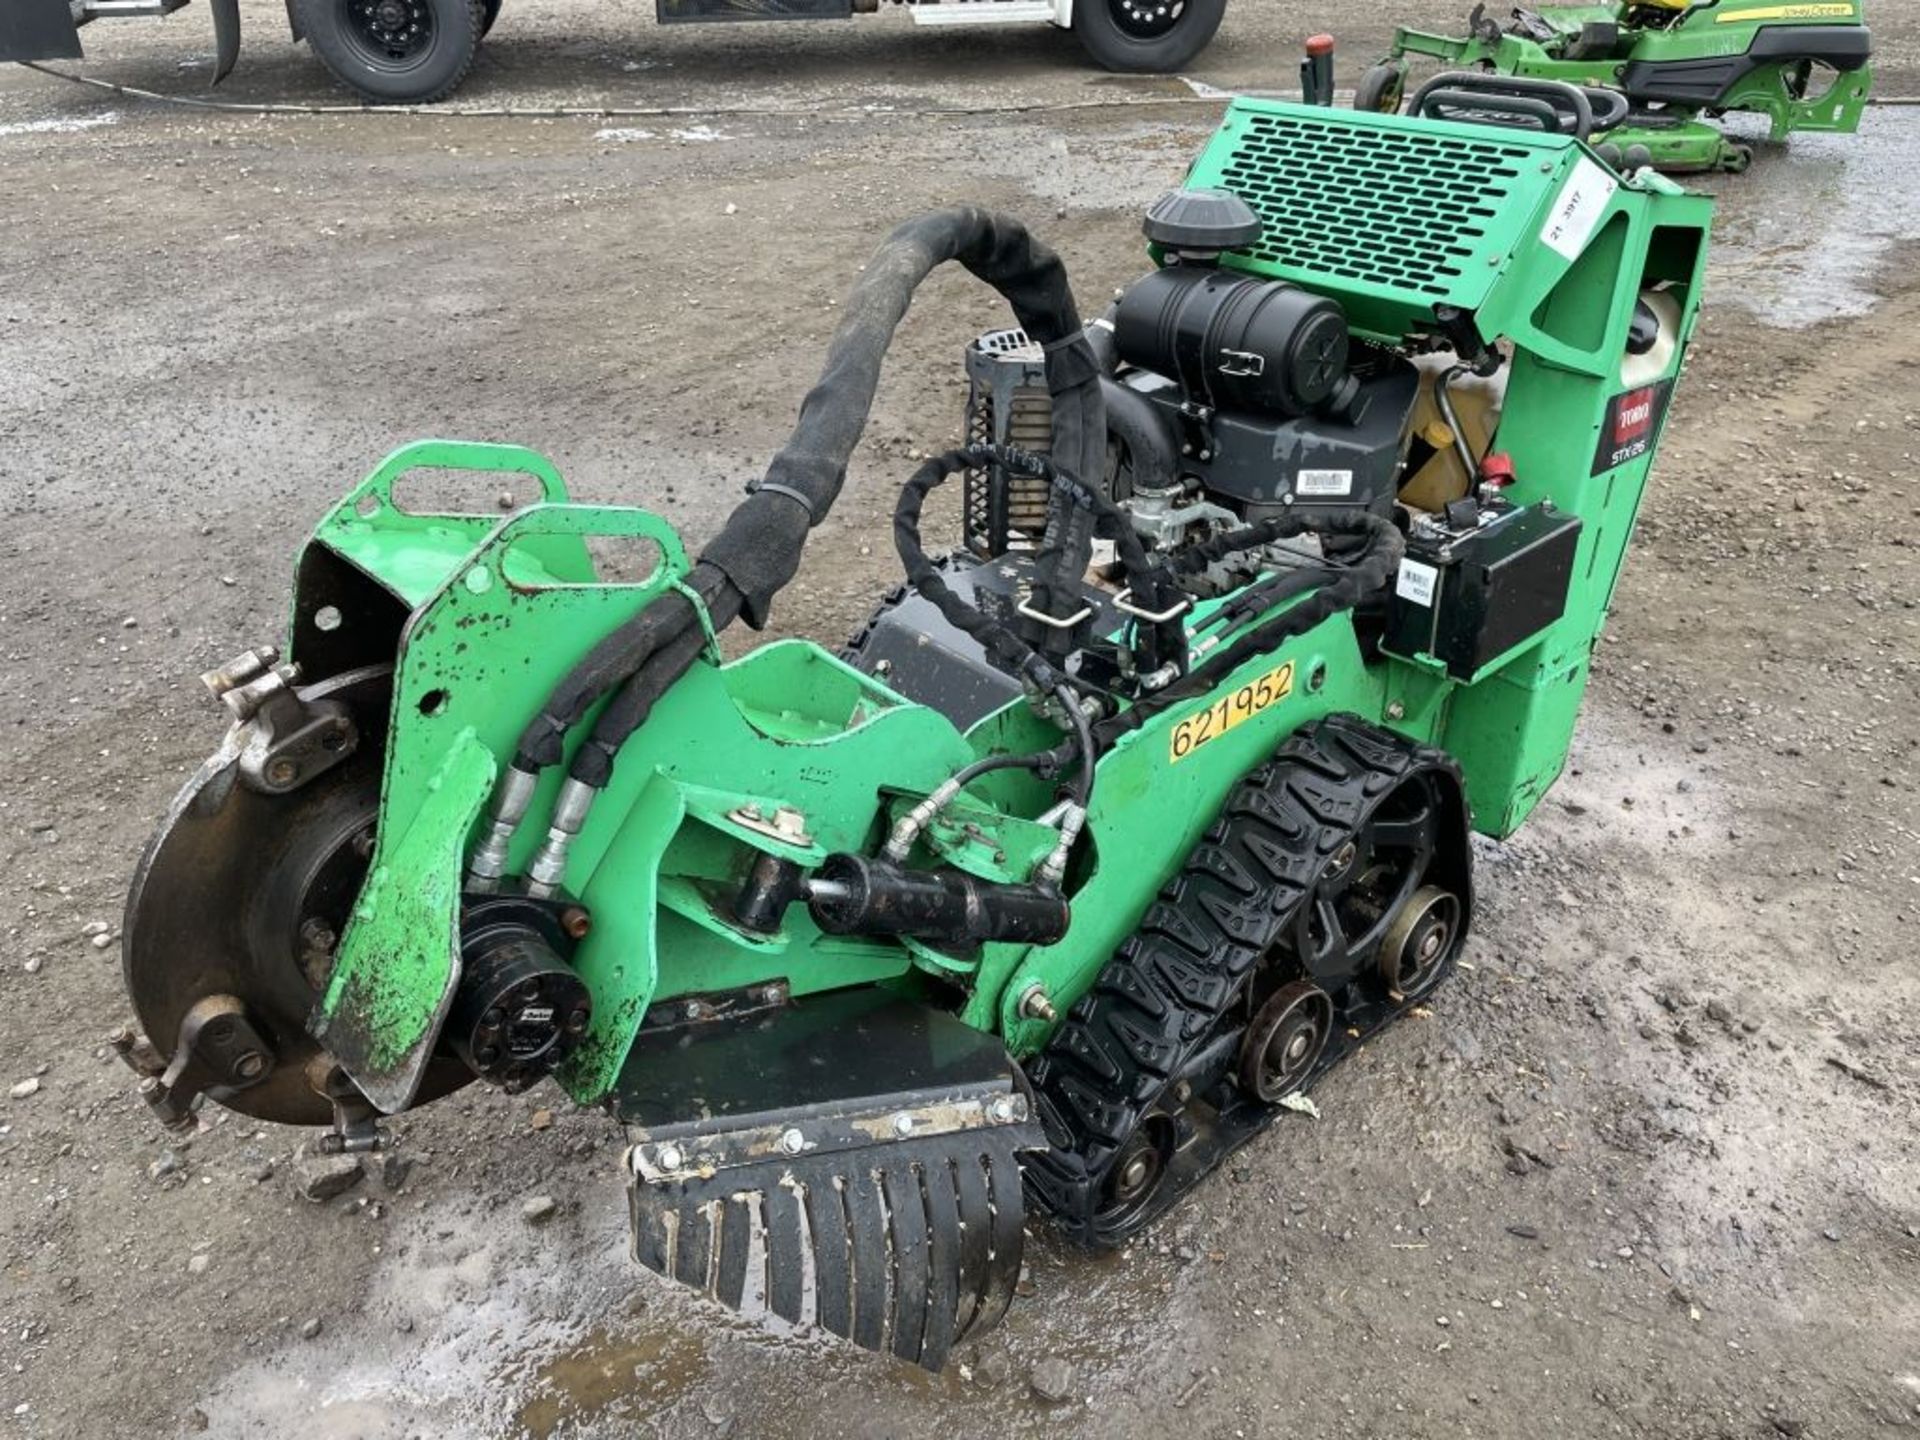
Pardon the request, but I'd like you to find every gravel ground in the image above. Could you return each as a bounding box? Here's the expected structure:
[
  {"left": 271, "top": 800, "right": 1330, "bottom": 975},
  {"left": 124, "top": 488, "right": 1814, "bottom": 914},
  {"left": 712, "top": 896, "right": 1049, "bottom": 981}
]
[{"left": 1, "top": 5, "right": 1917, "bottom": 1438}]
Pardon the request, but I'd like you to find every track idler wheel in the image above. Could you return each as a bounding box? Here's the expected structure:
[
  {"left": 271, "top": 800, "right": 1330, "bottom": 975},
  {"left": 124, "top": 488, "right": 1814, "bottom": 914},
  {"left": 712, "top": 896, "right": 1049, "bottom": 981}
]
[
  {"left": 1377, "top": 884, "right": 1463, "bottom": 1001},
  {"left": 1093, "top": 1111, "right": 1179, "bottom": 1231},
  {"left": 1237, "top": 980, "right": 1334, "bottom": 1104}
]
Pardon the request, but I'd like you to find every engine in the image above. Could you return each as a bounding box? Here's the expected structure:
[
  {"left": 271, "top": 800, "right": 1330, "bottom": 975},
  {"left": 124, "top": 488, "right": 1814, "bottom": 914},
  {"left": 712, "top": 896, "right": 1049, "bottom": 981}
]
[
  {"left": 962, "top": 188, "right": 1443, "bottom": 567},
  {"left": 853, "top": 187, "right": 1515, "bottom": 726}
]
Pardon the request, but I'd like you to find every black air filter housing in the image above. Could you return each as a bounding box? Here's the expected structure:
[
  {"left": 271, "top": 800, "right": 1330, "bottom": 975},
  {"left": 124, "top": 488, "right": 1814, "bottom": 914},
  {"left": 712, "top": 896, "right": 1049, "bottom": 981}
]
[{"left": 1113, "top": 265, "right": 1352, "bottom": 419}]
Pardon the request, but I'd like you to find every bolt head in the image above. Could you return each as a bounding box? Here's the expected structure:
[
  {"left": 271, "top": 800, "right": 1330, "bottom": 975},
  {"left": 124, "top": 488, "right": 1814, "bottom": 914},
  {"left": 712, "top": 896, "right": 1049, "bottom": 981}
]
[
  {"left": 657, "top": 1144, "right": 685, "bottom": 1171},
  {"left": 892, "top": 1113, "right": 915, "bottom": 1137},
  {"left": 989, "top": 1097, "right": 1015, "bottom": 1124},
  {"left": 1018, "top": 984, "right": 1057, "bottom": 1023},
  {"left": 779, "top": 1128, "right": 805, "bottom": 1155}
]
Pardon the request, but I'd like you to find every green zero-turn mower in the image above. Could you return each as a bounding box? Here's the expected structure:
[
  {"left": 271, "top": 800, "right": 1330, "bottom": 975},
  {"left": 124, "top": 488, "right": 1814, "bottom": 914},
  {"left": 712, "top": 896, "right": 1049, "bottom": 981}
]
[
  {"left": 1358, "top": 0, "right": 1873, "bottom": 173},
  {"left": 117, "top": 78, "right": 1712, "bottom": 1369}
]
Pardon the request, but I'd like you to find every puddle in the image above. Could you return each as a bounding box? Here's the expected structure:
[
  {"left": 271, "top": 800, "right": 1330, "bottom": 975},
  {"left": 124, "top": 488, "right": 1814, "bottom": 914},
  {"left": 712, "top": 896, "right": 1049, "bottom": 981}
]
[
  {"left": 593, "top": 125, "right": 736, "bottom": 144},
  {"left": 981, "top": 118, "right": 1215, "bottom": 213},
  {"left": 1704, "top": 107, "right": 1920, "bottom": 327},
  {"left": 518, "top": 1326, "right": 711, "bottom": 1437},
  {"left": 191, "top": 1183, "right": 640, "bottom": 1437},
  {"left": 0, "top": 110, "right": 119, "bottom": 139},
  {"left": 186, "top": 1159, "right": 1194, "bottom": 1439}
]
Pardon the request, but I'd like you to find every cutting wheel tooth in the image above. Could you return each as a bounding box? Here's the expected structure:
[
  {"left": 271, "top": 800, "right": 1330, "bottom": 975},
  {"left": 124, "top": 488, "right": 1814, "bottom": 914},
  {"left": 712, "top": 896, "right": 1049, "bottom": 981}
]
[
  {"left": 803, "top": 1179, "right": 854, "bottom": 1341},
  {"left": 949, "top": 1154, "right": 995, "bottom": 1343},
  {"left": 918, "top": 1157, "right": 965, "bottom": 1372},
  {"left": 673, "top": 1199, "right": 714, "bottom": 1291},
  {"left": 715, "top": 1196, "right": 754, "bottom": 1311},
  {"left": 882, "top": 1164, "right": 931, "bottom": 1364},
  {"left": 763, "top": 1184, "right": 807, "bottom": 1324},
  {"left": 842, "top": 1171, "right": 892, "bottom": 1352}
]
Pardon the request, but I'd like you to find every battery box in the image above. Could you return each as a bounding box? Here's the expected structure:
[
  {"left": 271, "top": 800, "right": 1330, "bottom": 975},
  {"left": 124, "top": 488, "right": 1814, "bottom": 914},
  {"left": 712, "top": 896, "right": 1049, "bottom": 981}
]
[{"left": 1384, "top": 498, "right": 1582, "bottom": 681}]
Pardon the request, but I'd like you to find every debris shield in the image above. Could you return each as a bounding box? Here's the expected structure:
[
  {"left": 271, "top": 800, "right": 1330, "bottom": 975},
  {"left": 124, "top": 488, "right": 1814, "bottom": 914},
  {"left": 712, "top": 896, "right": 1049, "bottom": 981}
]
[{"left": 616, "top": 990, "right": 1042, "bottom": 1369}]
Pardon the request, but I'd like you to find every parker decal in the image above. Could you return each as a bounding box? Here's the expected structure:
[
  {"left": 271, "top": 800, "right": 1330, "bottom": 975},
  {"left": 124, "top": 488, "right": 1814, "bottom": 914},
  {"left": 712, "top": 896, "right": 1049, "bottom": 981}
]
[{"left": 1592, "top": 378, "right": 1674, "bottom": 474}]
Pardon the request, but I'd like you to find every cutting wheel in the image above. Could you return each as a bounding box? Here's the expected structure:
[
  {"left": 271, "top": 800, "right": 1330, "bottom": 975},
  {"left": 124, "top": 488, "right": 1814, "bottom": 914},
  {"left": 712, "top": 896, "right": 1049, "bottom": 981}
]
[{"left": 121, "top": 665, "right": 472, "bottom": 1125}]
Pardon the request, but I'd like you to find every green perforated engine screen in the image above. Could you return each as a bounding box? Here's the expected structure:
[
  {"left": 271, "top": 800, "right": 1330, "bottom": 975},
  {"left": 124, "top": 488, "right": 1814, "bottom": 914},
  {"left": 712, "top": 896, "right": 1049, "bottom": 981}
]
[{"left": 1182, "top": 100, "right": 1587, "bottom": 340}]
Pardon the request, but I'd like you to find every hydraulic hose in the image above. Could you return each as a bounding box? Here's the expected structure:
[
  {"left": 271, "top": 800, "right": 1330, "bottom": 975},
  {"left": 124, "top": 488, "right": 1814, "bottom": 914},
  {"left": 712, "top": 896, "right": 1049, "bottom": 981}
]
[
  {"left": 705, "top": 206, "right": 1105, "bottom": 631},
  {"left": 892, "top": 444, "right": 1179, "bottom": 687},
  {"left": 894, "top": 449, "right": 1062, "bottom": 692},
  {"left": 995, "top": 445, "right": 1188, "bottom": 674},
  {"left": 566, "top": 617, "right": 728, "bottom": 788},
  {"left": 1093, "top": 510, "right": 1404, "bottom": 750},
  {"left": 881, "top": 745, "right": 1074, "bottom": 863},
  {"left": 515, "top": 561, "right": 737, "bottom": 771},
  {"left": 1193, "top": 557, "right": 1348, "bottom": 637},
  {"left": 528, "top": 207, "right": 1105, "bottom": 788}
]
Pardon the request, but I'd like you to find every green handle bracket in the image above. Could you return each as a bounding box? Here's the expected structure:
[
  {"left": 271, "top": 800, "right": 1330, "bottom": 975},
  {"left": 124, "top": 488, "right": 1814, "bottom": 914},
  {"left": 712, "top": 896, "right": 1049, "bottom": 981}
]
[
  {"left": 315, "top": 498, "right": 691, "bottom": 1111},
  {"left": 323, "top": 439, "right": 570, "bottom": 529}
]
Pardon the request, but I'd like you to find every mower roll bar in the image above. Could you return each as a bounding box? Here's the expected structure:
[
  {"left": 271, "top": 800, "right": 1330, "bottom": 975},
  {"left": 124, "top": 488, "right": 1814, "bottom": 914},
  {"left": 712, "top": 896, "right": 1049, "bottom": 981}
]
[{"left": 1410, "top": 71, "right": 1631, "bottom": 139}]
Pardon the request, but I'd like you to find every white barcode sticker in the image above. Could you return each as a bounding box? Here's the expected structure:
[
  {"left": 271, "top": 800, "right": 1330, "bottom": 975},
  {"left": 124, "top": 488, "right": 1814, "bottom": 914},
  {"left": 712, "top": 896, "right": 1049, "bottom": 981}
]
[
  {"left": 1296, "top": 468, "right": 1353, "bottom": 497},
  {"left": 1396, "top": 559, "right": 1438, "bottom": 607},
  {"left": 1539, "top": 157, "right": 1617, "bottom": 262}
]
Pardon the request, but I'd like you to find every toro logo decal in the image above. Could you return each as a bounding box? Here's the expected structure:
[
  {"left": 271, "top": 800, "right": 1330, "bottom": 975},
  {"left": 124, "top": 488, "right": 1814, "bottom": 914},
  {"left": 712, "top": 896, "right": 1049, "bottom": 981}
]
[
  {"left": 1592, "top": 379, "right": 1674, "bottom": 475},
  {"left": 1615, "top": 388, "right": 1656, "bottom": 442}
]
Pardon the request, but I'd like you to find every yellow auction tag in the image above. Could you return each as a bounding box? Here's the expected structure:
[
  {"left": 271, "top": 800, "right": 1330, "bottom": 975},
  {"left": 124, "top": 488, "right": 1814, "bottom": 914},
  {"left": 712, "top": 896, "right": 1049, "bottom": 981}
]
[{"left": 1169, "top": 660, "right": 1294, "bottom": 763}]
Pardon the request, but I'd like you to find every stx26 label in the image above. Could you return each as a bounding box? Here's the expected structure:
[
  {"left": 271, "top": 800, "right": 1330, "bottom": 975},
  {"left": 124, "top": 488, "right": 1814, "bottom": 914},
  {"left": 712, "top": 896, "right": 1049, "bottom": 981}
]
[
  {"left": 1169, "top": 660, "right": 1295, "bottom": 763},
  {"left": 1592, "top": 378, "right": 1675, "bottom": 475}
]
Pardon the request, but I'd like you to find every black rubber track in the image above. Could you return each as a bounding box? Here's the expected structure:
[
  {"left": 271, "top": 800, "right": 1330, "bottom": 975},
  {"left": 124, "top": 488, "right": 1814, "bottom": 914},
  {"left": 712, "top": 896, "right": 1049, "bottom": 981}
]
[{"left": 1023, "top": 713, "right": 1470, "bottom": 1246}]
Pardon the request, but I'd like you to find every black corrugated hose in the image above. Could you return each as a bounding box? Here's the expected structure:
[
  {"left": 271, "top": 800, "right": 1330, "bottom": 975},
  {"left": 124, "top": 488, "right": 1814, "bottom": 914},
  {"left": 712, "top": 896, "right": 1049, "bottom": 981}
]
[{"left": 512, "top": 207, "right": 1106, "bottom": 788}]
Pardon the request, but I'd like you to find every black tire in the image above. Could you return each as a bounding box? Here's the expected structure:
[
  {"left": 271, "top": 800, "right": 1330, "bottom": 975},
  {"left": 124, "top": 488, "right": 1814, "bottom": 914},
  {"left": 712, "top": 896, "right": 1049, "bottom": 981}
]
[
  {"left": 1071, "top": 0, "right": 1227, "bottom": 73},
  {"left": 480, "top": 0, "right": 501, "bottom": 37},
  {"left": 295, "top": 0, "right": 485, "bottom": 104},
  {"left": 1354, "top": 61, "right": 1406, "bottom": 115}
]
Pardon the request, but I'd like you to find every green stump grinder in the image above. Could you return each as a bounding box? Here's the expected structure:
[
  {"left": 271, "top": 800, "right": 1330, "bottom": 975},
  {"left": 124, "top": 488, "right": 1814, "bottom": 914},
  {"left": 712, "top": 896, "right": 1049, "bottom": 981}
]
[
  {"left": 117, "top": 77, "right": 1713, "bottom": 1369},
  {"left": 1359, "top": 0, "right": 1873, "bottom": 173}
]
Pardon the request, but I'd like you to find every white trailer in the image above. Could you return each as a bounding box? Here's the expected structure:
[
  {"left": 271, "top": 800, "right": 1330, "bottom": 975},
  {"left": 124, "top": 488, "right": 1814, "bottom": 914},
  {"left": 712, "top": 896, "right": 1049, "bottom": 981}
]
[{"left": 2, "top": 0, "right": 1227, "bottom": 104}]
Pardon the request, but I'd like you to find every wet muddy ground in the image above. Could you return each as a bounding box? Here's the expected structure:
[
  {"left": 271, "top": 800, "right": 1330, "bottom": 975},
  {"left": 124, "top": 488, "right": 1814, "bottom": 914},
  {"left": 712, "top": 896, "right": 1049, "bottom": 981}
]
[{"left": 1, "top": 7, "right": 1917, "bottom": 1438}]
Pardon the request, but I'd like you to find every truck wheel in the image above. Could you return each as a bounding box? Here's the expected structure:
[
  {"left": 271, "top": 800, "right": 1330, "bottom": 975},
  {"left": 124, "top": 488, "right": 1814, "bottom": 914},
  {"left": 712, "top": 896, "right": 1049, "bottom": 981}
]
[
  {"left": 1354, "top": 62, "right": 1405, "bottom": 114},
  {"left": 294, "top": 0, "right": 485, "bottom": 104},
  {"left": 1072, "top": 0, "right": 1227, "bottom": 73}
]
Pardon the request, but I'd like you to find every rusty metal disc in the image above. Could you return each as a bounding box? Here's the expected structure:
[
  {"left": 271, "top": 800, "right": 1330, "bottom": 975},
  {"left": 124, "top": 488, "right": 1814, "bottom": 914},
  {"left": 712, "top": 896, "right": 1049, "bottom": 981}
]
[{"left": 121, "top": 666, "right": 471, "bottom": 1125}]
